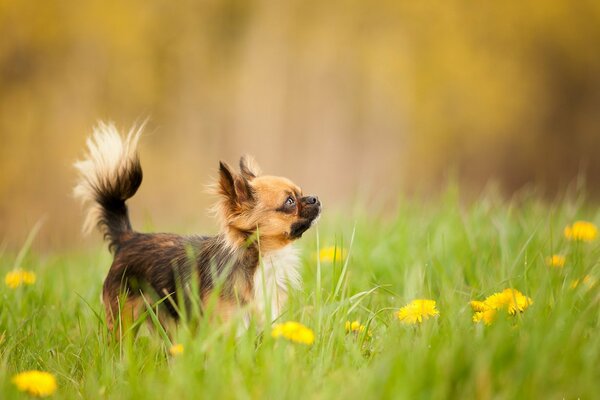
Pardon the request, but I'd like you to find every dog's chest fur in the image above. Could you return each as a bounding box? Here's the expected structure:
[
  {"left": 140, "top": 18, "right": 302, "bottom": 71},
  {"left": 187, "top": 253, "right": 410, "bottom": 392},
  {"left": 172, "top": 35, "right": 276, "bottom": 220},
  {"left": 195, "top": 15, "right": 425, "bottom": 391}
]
[{"left": 253, "top": 245, "right": 301, "bottom": 321}]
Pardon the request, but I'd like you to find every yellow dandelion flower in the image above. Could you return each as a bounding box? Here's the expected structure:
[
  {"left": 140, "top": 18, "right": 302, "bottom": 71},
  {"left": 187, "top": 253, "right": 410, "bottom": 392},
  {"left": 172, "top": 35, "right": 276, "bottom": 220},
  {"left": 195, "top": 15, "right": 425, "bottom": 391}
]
[
  {"left": 564, "top": 221, "right": 598, "bottom": 242},
  {"left": 271, "top": 321, "right": 315, "bottom": 345},
  {"left": 318, "top": 247, "right": 347, "bottom": 263},
  {"left": 4, "top": 273, "right": 20, "bottom": 289},
  {"left": 583, "top": 275, "right": 596, "bottom": 286},
  {"left": 169, "top": 344, "right": 184, "bottom": 356},
  {"left": 570, "top": 275, "right": 597, "bottom": 290},
  {"left": 22, "top": 271, "right": 36, "bottom": 284},
  {"left": 12, "top": 371, "right": 57, "bottom": 397},
  {"left": 483, "top": 289, "right": 532, "bottom": 314},
  {"left": 481, "top": 292, "right": 507, "bottom": 310},
  {"left": 344, "top": 320, "right": 373, "bottom": 338},
  {"left": 344, "top": 320, "right": 364, "bottom": 333},
  {"left": 469, "top": 300, "right": 488, "bottom": 312},
  {"left": 545, "top": 255, "right": 566, "bottom": 268},
  {"left": 4, "top": 269, "right": 37, "bottom": 289},
  {"left": 470, "top": 300, "right": 496, "bottom": 324},
  {"left": 472, "top": 309, "right": 497, "bottom": 326},
  {"left": 396, "top": 299, "right": 439, "bottom": 324},
  {"left": 345, "top": 321, "right": 358, "bottom": 333},
  {"left": 569, "top": 279, "right": 579, "bottom": 289},
  {"left": 500, "top": 289, "right": 533, "bottom": 315},
  {"left": 471, "top": 288, "right": 533, "bottom": 325}
]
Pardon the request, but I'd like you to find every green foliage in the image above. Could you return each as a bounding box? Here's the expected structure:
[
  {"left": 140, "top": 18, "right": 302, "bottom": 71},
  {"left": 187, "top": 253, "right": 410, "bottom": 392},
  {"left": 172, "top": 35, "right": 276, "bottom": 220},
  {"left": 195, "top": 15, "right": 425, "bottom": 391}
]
[{"left": 1, "top": 191, "right": 599, "bottom": 399}]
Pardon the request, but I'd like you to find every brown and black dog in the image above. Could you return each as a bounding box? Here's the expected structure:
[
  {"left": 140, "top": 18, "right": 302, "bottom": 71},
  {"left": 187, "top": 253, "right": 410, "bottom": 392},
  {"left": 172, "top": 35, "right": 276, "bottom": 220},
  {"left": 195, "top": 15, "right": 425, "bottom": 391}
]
[{"left": 74, "top": 123, "right": 320, "bottom": 334}]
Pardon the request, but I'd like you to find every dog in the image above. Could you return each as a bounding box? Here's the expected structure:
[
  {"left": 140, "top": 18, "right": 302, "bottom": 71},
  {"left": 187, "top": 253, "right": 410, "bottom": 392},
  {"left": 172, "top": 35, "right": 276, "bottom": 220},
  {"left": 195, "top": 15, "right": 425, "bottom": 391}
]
[{"left": 73, "top": 122, "right": 321, "bottom": 334}]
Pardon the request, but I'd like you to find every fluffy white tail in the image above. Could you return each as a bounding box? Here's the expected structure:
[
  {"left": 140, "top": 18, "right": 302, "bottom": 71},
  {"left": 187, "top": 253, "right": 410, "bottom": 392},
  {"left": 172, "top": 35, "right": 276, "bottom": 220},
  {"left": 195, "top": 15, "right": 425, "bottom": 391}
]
[{"left": 73, "top": 122, "right": 144, "bottom": 251}]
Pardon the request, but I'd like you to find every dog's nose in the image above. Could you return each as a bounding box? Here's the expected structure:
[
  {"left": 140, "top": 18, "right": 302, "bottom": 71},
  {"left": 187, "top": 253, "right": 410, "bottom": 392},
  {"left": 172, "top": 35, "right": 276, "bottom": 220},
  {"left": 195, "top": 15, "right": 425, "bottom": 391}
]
[{"left": 306, "top": 196, "right": 320, "bottom": 206}]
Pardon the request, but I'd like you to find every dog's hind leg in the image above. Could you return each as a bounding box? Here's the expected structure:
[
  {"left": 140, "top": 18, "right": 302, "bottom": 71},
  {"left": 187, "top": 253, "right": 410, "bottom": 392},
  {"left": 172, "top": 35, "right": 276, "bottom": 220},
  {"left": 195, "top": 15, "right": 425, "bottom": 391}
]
[{"left": 103, "top": 286, "right": 144, "bottom": 340}]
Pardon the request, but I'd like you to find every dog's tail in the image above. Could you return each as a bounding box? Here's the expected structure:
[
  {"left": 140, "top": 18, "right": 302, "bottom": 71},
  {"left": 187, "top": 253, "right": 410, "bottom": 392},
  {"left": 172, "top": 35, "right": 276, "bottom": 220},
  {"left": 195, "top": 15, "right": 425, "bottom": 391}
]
[{"left": 74, "top": 122, "right": 144, "bottom": 252}]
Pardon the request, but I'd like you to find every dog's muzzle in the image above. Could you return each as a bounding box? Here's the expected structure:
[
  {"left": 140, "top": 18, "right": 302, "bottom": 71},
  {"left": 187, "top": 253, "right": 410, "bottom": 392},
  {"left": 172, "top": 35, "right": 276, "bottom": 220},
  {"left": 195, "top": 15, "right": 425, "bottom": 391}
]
[{"left": 289, "top": 195, "right": 321, "bottom": 239}]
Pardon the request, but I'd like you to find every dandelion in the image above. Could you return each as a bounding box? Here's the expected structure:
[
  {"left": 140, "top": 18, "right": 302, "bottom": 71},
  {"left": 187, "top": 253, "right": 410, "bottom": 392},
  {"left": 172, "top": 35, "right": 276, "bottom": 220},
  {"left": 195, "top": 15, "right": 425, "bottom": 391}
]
[
  {"left": 472, "top": 309, "right": 497, "bottom": 326},
  {"left": 345, "top": 320, "right": 365, "bottom": 333},
  {"left": 345, "top": 320, "right": 372, "bottom": 337},
  {"left": 471, "top": 288, "right": 533, "bottom": 325},
  {"left": 469, "top": 300, "right": 487, "bottom": 312},
  {"left": 4, "top": 269, "right": 37, "bottom": 288},
  {"left": 396, "top": 299, "right": 439, "bottom": 324},
  {"left": 564, "top": 221, "right": 597, "bottom": 242},
  {"left": 169, "top": 344, "right": 184, "bottom": 356},
  {"left": 487, "top": 289, "right": 532, "bottom": 315},
  {"left": 570, "top": 275, "right": 597, "bottom": 290},
  {"left": 545, "top": 255, "right": 566, "bottom": 268},
  {"left": 319, "top": 247, "right": 347, "bottom": 263},
  {"left": 271, "top": 321, "right": 315, "bottom": 345},
  {"left": 12, "top": 371, "right": 57, "bottom": 397}
]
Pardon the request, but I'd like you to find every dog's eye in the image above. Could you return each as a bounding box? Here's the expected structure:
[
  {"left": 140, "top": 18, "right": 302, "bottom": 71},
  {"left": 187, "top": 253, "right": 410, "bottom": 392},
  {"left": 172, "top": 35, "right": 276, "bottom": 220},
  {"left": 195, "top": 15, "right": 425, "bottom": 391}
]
[{"left": 285, "top": 196, "right": 295, "bottom": 207}]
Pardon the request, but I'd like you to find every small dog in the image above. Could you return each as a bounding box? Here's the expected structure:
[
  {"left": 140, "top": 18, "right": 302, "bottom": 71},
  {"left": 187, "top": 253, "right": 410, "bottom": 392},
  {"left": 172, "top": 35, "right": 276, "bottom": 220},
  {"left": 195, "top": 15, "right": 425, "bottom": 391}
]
[{"left": 74, "top": 122, "right": 321, "bottom": 333}]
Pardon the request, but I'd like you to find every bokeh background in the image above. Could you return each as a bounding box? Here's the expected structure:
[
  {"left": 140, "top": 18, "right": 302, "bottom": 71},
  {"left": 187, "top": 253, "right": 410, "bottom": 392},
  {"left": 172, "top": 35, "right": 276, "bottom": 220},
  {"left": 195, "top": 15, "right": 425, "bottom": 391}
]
[{"left": 1, "top": 0, "right": 600, "bottom": 249}]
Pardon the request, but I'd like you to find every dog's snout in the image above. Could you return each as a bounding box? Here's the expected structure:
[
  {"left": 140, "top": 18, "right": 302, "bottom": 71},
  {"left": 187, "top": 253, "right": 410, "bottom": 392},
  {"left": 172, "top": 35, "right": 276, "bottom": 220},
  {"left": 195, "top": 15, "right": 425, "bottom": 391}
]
[{"left": 305, "top": 196, "right": 319, "bottom": 206}]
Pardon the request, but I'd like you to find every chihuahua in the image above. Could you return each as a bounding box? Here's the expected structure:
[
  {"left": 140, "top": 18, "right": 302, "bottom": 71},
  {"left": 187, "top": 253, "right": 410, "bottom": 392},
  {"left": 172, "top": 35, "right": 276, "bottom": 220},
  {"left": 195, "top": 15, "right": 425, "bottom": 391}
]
[{"left": 74, "top": 122, "right": 321, "bottom": 333}]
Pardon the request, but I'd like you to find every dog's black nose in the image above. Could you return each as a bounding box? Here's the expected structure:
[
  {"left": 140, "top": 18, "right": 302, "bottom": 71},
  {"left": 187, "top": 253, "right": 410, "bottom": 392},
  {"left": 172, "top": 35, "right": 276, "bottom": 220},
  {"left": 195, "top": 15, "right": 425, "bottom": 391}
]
[{"left": 306, "top": 196, "right": 319, "bottom": 205}]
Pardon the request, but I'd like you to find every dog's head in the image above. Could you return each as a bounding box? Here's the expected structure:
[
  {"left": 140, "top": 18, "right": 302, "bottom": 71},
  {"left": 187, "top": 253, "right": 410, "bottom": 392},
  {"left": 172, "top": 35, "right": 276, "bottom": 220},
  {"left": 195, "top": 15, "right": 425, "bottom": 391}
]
[{"left": 213, "top": 155, "right": 321, "bottom": 250}]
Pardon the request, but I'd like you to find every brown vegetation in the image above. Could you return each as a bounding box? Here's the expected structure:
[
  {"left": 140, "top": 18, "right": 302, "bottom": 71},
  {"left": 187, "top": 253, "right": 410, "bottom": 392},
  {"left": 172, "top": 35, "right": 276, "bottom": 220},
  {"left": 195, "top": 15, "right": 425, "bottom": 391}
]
[{"left": 1, "top": 1, "right": 600, "bottom": 248}]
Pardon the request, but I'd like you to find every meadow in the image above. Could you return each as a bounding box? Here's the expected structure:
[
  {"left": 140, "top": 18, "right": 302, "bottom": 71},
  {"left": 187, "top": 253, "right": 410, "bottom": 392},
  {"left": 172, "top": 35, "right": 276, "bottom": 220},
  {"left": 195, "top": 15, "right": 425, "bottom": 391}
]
[{"left": 1, "top": 187, "right": 599, "bottom": 399}]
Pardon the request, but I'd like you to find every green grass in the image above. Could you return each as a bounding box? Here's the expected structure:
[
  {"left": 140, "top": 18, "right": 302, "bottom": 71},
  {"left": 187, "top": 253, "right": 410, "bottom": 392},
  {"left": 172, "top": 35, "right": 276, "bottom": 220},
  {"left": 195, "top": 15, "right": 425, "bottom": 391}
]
[{"left": 1, "top": 188, "right": 599, "bottom": 399}]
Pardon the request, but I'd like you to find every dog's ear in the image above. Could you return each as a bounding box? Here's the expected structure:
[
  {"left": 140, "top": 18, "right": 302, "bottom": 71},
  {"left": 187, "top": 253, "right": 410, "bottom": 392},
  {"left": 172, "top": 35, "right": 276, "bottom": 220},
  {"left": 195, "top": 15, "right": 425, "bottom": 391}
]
[
  {"left": 219, "top": 161, "right": 253, "bottom": 205},
  {"left": 218, "top": 161, "right": 236, "bottom": 200},
  {"left": 239, "top": 155, "right": 262, "bottom": 180}
]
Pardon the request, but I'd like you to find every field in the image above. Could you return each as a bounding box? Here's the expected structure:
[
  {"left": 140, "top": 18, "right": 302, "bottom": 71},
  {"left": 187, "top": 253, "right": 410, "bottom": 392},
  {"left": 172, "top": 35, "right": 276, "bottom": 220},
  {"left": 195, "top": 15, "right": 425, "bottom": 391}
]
[{"left": 1, "top": 188, "right": 599, "bottom": 399}]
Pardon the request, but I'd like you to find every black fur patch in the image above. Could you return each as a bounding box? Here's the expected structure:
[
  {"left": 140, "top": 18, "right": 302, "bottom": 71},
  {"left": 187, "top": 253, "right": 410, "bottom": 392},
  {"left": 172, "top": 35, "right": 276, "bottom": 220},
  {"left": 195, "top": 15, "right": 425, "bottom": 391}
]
[
  {"left": 289, "top": 198, "right": 320, "bottom": 238},
  {"left": 103, "top": 233, "right": 260, "bottom": 319},
  {"left": 289, "top": 219, "right": 312, "bottom": 238},
  {"left": 95, "top": 156, "right": 143, "bottom": 252}
]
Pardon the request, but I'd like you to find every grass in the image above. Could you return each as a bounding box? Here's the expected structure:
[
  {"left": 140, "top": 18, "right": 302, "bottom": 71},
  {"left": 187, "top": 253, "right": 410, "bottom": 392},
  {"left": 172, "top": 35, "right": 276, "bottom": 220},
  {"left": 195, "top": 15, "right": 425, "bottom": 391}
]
[{"left": 1, "top": 187, "right": 599, "bottom": 399}]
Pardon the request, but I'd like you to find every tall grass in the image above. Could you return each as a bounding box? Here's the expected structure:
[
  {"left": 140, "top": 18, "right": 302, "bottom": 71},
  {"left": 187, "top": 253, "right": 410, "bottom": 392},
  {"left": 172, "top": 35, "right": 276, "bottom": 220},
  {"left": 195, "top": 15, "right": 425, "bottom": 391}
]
[{"left": 1, "top": 189, "right": 599, "bottom": 399}]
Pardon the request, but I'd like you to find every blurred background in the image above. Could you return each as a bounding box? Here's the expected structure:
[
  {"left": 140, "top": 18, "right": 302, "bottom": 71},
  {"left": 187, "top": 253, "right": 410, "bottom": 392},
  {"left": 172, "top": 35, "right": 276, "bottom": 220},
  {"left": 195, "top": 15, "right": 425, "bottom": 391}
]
[{"left": 1, "top": 0, "right": 600, "bottom": 250}]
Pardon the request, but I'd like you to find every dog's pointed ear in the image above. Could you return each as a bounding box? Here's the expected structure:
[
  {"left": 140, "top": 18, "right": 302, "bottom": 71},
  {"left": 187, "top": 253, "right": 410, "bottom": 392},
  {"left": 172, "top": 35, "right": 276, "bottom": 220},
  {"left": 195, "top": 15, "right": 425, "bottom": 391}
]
[
  {"left": 240, "top": 155, "right": 262, "bottom": 180},
  {"left": 234, "top": 175, "right": 253, "bottom": 203},
  {"left": 218, "top": 161, "right": 236, "bottom": 201},
  {"left": 219, "top": 161, "right": 253, "bottom": 205}
]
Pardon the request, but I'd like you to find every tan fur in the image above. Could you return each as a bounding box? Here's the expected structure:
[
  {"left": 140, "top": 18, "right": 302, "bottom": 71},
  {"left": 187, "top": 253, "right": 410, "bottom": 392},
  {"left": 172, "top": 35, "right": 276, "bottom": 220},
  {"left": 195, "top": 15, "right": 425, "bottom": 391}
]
[
  {"left": 252, "top": 176, "right": 303, "bottom": 249},
  {"left": 240, "top": 154, "right": 262, "bottom": 179},
  {"left": 213, "top": 299, "right": 240, "bottom": 323},
  {"left": 103, "top": 292, "right": 144, "bottom": 335},
  {"left": 76, "top": 123, "right": 320, "bottom": 336},
  {"left": 213, "top": 174, "right": 304, "bottom": 252},
  {"left": 207, "top": 160, "right": 321, "bottom": 323}
]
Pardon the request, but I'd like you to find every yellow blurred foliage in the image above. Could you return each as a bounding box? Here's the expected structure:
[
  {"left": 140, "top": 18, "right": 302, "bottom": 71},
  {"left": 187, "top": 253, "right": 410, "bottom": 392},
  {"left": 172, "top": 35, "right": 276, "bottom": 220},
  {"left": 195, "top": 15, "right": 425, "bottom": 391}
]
[{"left": 1, "top": 0, "right": 600, "bottom": 248}]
